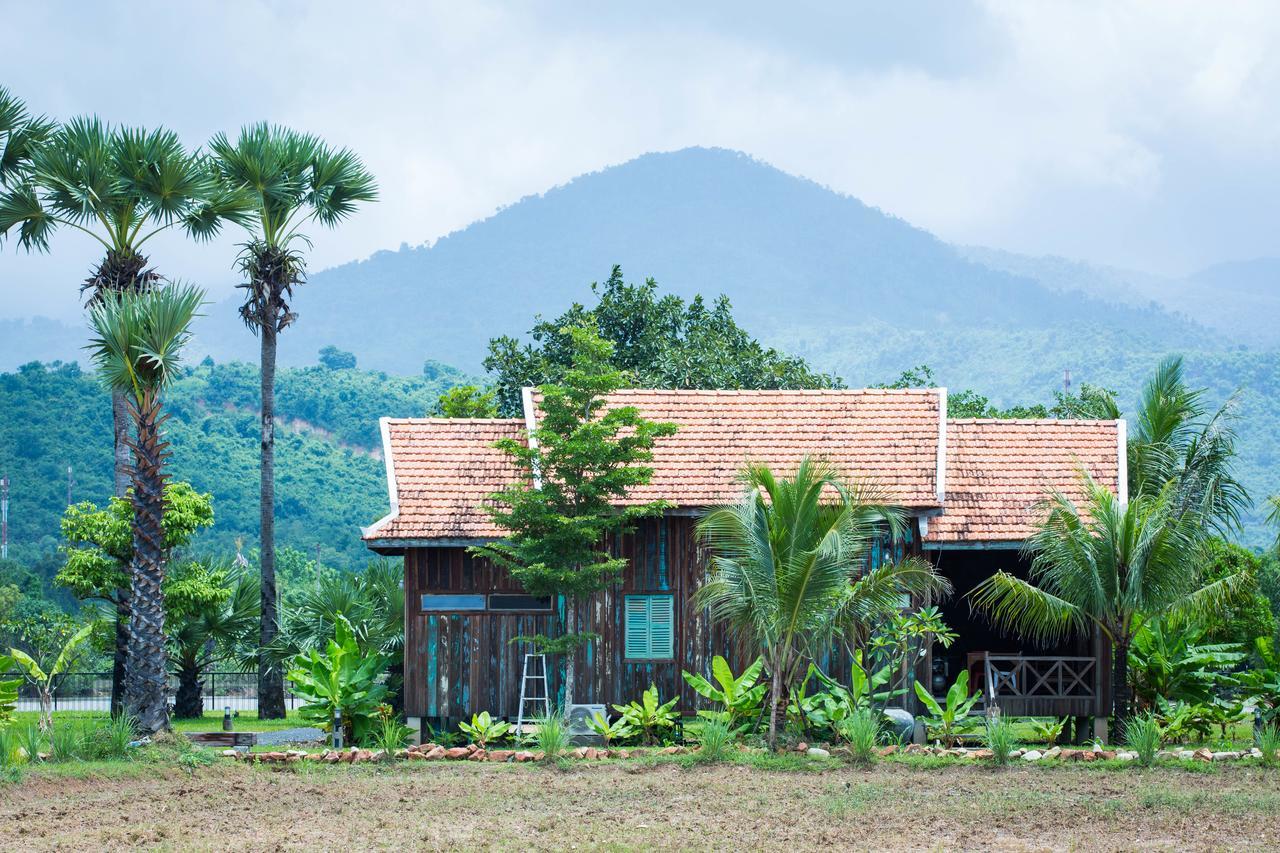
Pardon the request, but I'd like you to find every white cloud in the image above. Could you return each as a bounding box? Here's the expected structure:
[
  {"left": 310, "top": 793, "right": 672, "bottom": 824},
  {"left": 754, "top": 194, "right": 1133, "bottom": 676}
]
[{"left": 3, "top": 0, "right": 1280, "bottom": 319}]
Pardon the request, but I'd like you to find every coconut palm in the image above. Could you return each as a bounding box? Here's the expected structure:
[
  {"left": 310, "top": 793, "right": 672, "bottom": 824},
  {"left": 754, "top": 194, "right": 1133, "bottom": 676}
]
[
  {"left": 208, "top": 123, "right": 376, "bottom": 718},
  {"left": 694, "top": 457, "right": 948, "bottom": 749},
  {"left": 85, "top": 283, "right": 205, "bottom": 734},
  {"left": 1127, "top": 356, "right": 1248, "bottom": 533},
  {"left": 1265, "top": 495, "right": 1280, "bottom": 552},
  {"left": 970, "top": 475, "right": 1253, "bottom": 733}
]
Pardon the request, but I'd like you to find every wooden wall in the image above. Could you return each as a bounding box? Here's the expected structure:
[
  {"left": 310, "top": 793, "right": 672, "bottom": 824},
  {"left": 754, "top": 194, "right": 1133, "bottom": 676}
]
[{"left": 403, "top": 514, "right": 918, "bottom": 723}]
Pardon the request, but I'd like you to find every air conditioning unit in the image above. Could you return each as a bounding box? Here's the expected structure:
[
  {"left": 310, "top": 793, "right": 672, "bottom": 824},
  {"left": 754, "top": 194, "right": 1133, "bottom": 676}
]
[{"left": 564, "top": 703, "right": 607, "bottom": 745}]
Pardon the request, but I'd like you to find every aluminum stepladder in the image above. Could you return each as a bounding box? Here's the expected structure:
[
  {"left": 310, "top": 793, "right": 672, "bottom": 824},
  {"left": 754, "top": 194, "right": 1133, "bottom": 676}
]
[{"left": 515, "top": 652, "right": 550, "bottom": 736}]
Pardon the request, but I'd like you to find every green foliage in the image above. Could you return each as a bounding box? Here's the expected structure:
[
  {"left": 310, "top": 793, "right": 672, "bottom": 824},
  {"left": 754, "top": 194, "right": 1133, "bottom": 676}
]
[
  {"left": 0, "top": 655, "right": 19, "bottom": 729},
  {"left": 682, "top": 655, "right": 766, "bottom": 733},
  {"left": 317, "top": 346, "right": 357, "bottom": 370},
  {"left": 693, "top": 717, "right": 732, "bottom": 762},
  {"left": 57, "top": 482, "right": 215, "bottom": 604},
  {"left": 914, "top": 670, "right": 981, "bottom": 747},
  {"left": 433, "top": 385, "right": 498, "bottom": 418},
  {"left": 458, "top": 711, "right": 511, "bottom": 748},
  {"left": 984, "top": 714, "right": 1017, "bottom": 766},
  {"left": 1129, "top": 618, "right": 1245, "bottom": 707},
  {"left": 286, "top": 615, "right": 390, "bottom": 745},
  {"left": 368, "top": 709, "right": 414, "bottom": 753},
  {"left": 837, "top": 709, "right": 881, "bottom": 764},
  {"left": 1241, "top": 637, "right": 1280, "bottom": 727},
  {"left": 612, "top": 684, "right": 679, "bottom": 745},
  {"left": 269, "top": 560, "right": 403, "bottom": 665},
  {"left": 1029, "top": 718, "right": 1065, "bottom": 747},
  {"left": 1257, "top": 724, "right": 1280, "bottom": 766},
  {"left": 474, "top": 323, "right": 676, "bottom": 689},
  {"left": 1124, "top": 712, "right": 1162, "bottom": 766},
  {"left": 585, "top": 711, "right": 634, "bottom": 746},
  {"left": 792, "top": 653, "right": 897, "bottom": 737},
  {"left": 85, "top": 283, "right": 206, "bottom": 401},
  {"left": 1197, "top": 539, "right": 1276, "bottom": 647},
  {"left": 485, "top": 265, "right": 842, "bottom": 416},
  {"left": 9, "top": 621, "right": 94, "bottom": 731},
  {"left": 530, "top": 710, "right": 567, "bottom": 761}
]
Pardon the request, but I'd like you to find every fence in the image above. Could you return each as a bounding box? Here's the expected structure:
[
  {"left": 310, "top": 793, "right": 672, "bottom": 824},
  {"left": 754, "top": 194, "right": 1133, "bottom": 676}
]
[{"left": 6, "top": 671, "right": 298, "bottom": 715}]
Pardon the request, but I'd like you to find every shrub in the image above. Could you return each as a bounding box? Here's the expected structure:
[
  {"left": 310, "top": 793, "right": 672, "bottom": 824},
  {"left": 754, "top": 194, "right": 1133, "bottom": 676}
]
[
  {"left": 369, "top": 710, "right": 415, "bottom": 754},
  {"left": 682, "top": 655, "right": 766, "bottom": 733},
  {"left": 984, "top": 714, "right": 1016, "bottom": 766},
  {"left": 838, "top": 709, "right": 881, "bottom": 765},
  {"left": 1029, "top": 718, "right": 1065, "bottom": 747},
  {"left": 612, "top": 684, "right": 679, "bottom": 745},
  {"left": 914, "top": 671, "right": 981, "bottom": 747},
  {"left": 586, "top": 711, "right": 634, "bottom": 746},
  {"left": 531, "top": 710, "right": 567, "bottom": 762},
  {"left": 694, "top": 718, "right": 732, "bottom": 762},
  {"left": 287, "top": 614, "right": 390, "bottom": 745},
  {"left": 1257, "top": 724, "right": 1280, "bottom": 766},
  {"left": 1125, "top": 712, "right": 1162, "bottom": 767},
  {"left": 458, "top": 711, "right": 511, "bottom": 749}
]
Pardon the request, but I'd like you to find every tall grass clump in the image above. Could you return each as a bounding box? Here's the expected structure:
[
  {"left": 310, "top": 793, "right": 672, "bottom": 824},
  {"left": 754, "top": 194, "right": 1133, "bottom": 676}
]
[
  {"left": 985, "top": 714, "right": 1016, "bottom": 766},
  {"left": 50, "top": 721, "right": 82, "bottom": 761},
  {"left": 1124, "top": 712, "right": 1161, "bottom": 767},
  {"left": 0, "top": 726, "right": 18, "bottom": 768},
  {"left": 838, "top": 710, "right": 881, "bottom": 765},
  {"left": 695, "top": 718, "right": 732, "bottom": 762},
  {"left": 532, "top": 711, "right": 567, "bottom": 762},
  {"left": 1257, "top": 724, "right": 1280, "bottom": 767},
  {"left": 90, "top": 714, "right": 137, "bottom": 760},
  {"left": 17, "top": 722, "right": 43, "bottom": 764},
  {"left": 370, "top": 715, "right": 414, "bottom": 756}
]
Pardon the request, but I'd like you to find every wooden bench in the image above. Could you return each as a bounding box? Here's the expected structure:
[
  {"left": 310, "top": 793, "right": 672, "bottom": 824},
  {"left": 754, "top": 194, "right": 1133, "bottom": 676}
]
[{"left": 184, "top": 731, "right": 258, "bottom": 748}]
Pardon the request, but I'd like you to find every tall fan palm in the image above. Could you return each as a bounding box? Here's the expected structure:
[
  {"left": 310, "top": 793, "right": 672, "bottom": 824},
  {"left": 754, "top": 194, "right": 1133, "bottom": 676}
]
[
  {"left": 970, "top": 475, "right": 1253, "bottom": 732},
  {"left": 0, "top": 116, "right": 244, "bottom": 718},
  {"left": 1127, "top": 356, "right": 1248, "bottom": 532},
  {"left": 694, "top": 458, "right": 946, "bottom": 749},
  {"left": 85, "top": 283, "right": 205, "bottom": 734},
  {"left": 208, "top": 123, "right": 376, "bottom": 718},
  {"left": 0, "top": 87, "right": 54, "bottom": 190}
]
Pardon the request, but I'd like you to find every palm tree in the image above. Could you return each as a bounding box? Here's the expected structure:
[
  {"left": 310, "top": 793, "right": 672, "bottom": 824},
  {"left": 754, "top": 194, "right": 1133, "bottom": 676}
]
[
  {"left": 970, "top": 475, "right": 1253, "bottom": 733},
  {"left": 85, "top": 282, "right": 205, "bottom": 734},
  {"left": 0, "top": 117, "right": 245, "bottom": 717},
  {"left": 1127, "top": 356, "right": 1248, "bottom": 532},
  {"left": 168, "top": 561, "right": 259, "bottom": 719},
  {"left": 208, "top": 123, "right": 376, "bottom": 718},
  {"left": 1264, "top": 495, "right": 1280, "bottom": 553},
  {"left": 0, "top": 87, "right": 54, "bottom": 191},
  {"left": 694, "top": 458, "right": 947, "bottom": 749}
]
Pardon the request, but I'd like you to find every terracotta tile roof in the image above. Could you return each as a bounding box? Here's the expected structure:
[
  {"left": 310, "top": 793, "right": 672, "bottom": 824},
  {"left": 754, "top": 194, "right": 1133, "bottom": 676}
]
[
  {"left": 530, "top": 388, "right": 945, "bottom": 508},
  {"left": 363, "top": 418, "right": 523, "bottom": 541},
  {"left": 925, "top": 419, "right": 1124, "bottom": 544}
]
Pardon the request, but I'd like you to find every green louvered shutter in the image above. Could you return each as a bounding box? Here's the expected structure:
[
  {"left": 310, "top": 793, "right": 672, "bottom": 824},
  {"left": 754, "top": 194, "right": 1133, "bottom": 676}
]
[{"left": 624, "top": 595, "right": 674, "bottom": 660}]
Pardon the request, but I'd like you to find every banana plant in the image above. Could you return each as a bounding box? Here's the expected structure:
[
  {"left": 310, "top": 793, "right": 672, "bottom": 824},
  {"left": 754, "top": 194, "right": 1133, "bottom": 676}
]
[
  {"left": 459, "top": 711, "right": 512, "bottom": 748},
  {"left": 682, "top": 655, "right": 766, "bottom": 732},
  {"left": 9, "top": 622, "right": 94, "bottom": 733},
  {"left": 287, "top": 614, "right": 389, "bottom": 745},
  {"left": 613, "top": 684, "right": 679, "bottom": 745},
  {"left": 586, "top": 710, "right": 636, "bottom": 746},
  {"left": 914, "top": 669, "right": 981, "bottom": 747},
  {"left": 0, "top": 654, "right": 20, "bottom": 730}
]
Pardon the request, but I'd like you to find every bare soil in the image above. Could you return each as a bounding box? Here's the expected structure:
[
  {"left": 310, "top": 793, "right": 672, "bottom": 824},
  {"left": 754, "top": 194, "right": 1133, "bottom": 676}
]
[{"left": 5, "top": 759, "right": 1279, "bottom": 851}]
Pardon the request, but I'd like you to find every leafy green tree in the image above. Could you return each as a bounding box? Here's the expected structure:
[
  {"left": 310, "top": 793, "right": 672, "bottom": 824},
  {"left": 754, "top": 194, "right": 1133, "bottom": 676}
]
[
  {"left": 484, "top": 266, "right": 842, "bottom": 416},
  {"left": 971, "top": 476, "right": 1253, "bottom": 732},
  {"left": 474, "top": 323, "right": 678, "bottom": 707},
  {"left": 57, "top": 481, "right": 214, "bottom": 717},
  {"left": 877, "top": 365, "right": 1050, "bottom": 418},
  {"left": 209, "top": 123, "right": 377, "bottom": 720},
  {"left": 317, "top": 345, "right": 357, "bottom": 370},
  {"left": 433, "top": 385, "right": 498, "bottom": 418},
  {"left": 694, "top": 457, "right": 941, "bottom": 749},
  {"left": 166, "top": 560, "right": 258, "bottom": 718},
  {"left": 1196, "top": 539, "right": 1276, "bottom": 648},
  {"left": 85, "top": 282, "right": 205, "bottom": 733}
]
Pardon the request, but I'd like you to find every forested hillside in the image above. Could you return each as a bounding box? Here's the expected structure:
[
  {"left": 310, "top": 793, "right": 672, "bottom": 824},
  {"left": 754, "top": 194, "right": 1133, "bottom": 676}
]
[{"left": 0, "top": 356, "right": 473, "bottom": 570}]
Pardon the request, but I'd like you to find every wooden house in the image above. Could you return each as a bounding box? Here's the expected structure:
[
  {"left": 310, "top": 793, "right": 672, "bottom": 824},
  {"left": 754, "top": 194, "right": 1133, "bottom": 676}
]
[{"left": 362, "top": 388, "right": 1126, "bottom": 741}]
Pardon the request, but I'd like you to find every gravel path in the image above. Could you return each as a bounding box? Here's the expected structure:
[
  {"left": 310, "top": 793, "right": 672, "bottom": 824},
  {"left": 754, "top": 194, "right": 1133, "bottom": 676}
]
[{"left": 253, "top": 727, "right": 325, "bottom": 745}]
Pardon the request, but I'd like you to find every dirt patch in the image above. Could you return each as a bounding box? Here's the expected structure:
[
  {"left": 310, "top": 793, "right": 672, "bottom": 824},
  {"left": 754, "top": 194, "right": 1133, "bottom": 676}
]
[{"left": 4, "top": 760, "right": 1279, "bottom": 851}]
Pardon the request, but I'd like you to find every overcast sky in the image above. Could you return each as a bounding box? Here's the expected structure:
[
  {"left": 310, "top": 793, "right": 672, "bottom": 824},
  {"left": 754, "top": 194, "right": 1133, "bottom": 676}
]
[{"left": 3, "top": 0, "right": 1278, "bottom": 321}]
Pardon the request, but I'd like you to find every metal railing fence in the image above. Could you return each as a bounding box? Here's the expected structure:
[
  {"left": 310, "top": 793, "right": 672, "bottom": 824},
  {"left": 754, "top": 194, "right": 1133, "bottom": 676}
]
[{"left": 5, "top": 671, "right": 298, "bottom": 715}]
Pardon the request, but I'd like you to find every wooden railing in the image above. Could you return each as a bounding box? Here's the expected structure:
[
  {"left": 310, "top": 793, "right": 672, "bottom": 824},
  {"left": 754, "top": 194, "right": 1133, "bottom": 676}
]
[{"left": 980, "top": 654, "right": 1098, "bottom": 716}]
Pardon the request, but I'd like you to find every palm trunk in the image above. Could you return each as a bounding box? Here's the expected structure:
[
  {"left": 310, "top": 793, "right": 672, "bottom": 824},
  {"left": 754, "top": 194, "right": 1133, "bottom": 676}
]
[
  {"left": 110, "top": 594, "right": 129, "bottom": 718},
  {"left": 173, "top": 656, "right": 205, "bottom": 719},
  {"left": 562, "top": 600, "right": 576, "bottom": 708},
  {"left": 122, "top": 389, "right": 171, "bottom": 734},
  {"left": 1111, "top": 641, "right": 1132, "bottom": 740},
  {"left": 257, "top": 324, "right": 286, "bottom": 719}
]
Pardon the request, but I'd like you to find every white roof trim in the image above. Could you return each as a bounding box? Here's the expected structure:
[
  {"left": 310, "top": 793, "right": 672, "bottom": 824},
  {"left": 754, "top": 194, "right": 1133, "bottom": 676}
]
[
  {"left": 521, "top": 385, "right": 543, "bottom": 488},
  {"left": 360, "top": 416, "right": 400, "bottom": 539},
  {"left": 935, "top": 387, "right": 947, "bottom": 505}
]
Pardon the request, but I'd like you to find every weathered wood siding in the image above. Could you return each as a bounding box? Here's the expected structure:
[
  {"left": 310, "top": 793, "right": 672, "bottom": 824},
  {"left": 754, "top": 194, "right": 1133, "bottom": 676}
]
[{"left": 403, "top": 514, "right": 918, "bottom": 723}]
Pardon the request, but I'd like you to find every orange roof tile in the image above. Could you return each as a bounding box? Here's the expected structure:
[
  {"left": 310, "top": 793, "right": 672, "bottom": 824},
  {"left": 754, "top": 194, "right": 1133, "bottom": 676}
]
[
  {"left": 529, "top": 388, "right": 944, "bottom": 508},
  {"left": 925, "top": 419, "right": 1124, "bottom": 544},
  {"left": 363, "top": 418, "right": 523, "bottom": 541}
]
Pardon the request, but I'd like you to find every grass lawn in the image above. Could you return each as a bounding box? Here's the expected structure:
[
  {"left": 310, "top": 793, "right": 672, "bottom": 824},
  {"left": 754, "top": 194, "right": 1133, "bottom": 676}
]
[
  {"left": 5, "top": 749, "right": 1279, "bottom": 850},
  {"left": 11, "top": 709, "right": 308, "bottom": 733}
]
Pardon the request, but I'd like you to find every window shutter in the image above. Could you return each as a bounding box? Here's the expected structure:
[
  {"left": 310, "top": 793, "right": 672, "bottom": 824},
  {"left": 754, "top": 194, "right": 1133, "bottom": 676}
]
[
  {"left": 625, "top": 596, "right": 650, "bottom": 659},
  {"left": 649, "top": 595, "right": 674, "bottom": 659}
]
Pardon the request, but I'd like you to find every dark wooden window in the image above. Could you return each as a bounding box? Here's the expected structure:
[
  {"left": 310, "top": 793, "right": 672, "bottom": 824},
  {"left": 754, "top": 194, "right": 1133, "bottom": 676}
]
[{"left": 488, "top": 594, "right": 552, "bottom": 611}]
